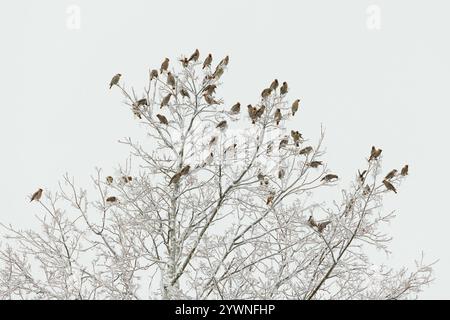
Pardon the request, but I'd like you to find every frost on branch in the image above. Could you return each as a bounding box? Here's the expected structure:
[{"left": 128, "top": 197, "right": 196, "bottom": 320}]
[{"left": 0, "top": 50, "right": 434, "bottom": 300}]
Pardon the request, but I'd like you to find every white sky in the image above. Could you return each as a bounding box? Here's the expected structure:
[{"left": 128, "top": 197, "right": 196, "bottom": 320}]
[{"left": 0, "top": 0, "right": 449, "bottom": 299}]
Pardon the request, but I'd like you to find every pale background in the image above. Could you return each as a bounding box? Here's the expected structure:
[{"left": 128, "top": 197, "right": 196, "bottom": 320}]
[{"left": 0, "top": 0, "right": 448, "bottom": 299}]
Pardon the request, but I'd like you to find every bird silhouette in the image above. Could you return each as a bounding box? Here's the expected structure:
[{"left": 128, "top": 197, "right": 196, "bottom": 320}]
[
  {"left": 309, "top": 161, "right": 323, "bottom": 168},
  {"left": 179, "top": 57, "right": 189, "bottom": 67},
  {"left": 169, "top": 172, "right": 182, "bottom": 186},
  {"left": 157, "top": 114, "right": 169, "bottom": 125},
  {"left": 150, "top": 69, "right": 159, "bottom": 80},
  {"left": 278, "top": 168, "right": 285, "bottom": 179},
  {"left": 358, "top": 170, "right": 367, "bottom": 182},
  {"left": 384, "top": 169, "right": 397, "bottom": 180},
  {"left": 274, "top": 109, "right": 282, "bottom": 125},
  {"left": 188, "top": 49, "right": 200, "bottom": 62},
  {"left": 204, "top": 84, "right": 217, "bottom": 95},
  {"left": 230, "top": 102, "right": 241, "bottom": 115},
  {"left": 308, "top": 216, "right": 317, "bottom": 228},
  {"left": 160, "top": 58, "right": 170, "bottom": 73},
  {"left": 291, "top": 130, "right": 302, "bottom": 147},
  {"left": 216, "top": 120, "right": 228, "bottom": 130},
  {"left": 321, "top": 174, "right": 338, "bottom": 182},
  {"left": 160, "top": 93, "right": 172, "bottom": 108},
  {"left": 109, "top": 73, "right": 121, "bottom": 89},
  {"left": 106, "top": 176, "right": 113, "bottom": 184},
  {"left": 180, "top": 165, "right": 191, "bottom": 176},
  {"left": 291, "top": 99, "right": 300, "bottom": 116},
  {"left": 167, "top": 72, "right": 176, "bottom": 89},
  {"left": 219, "top": 55, "right": 229, "bottom": 67},
  {"left": 270, "top": 79, "right": 279, "bottom": 91},
  {"left": 317, "top": 221, "right": 331, "bottom": 233},
  {"left": 261, "top": 88, "right": 272, "bottom": 99},
  {"left": 203, "top": 53, "right": 212, "bottom": 69},
  {"left": 106, "top": 196, "right": 118, "bottom": 203},
  {"left": 30, "top": 188, "right": 43, "bottom": 202},
  {"left": 247, "top": 105, "right": 257, "bottom": 124},
  {"left": 401, "top": 164, "right": 409, "bottom": 176},
  {"left": 202, "top": 152, "right": 214, "bottom": 167},
  {"left": 279, "top": 136, "right": 288, "bottom": 149},
  {"left": 383, "top": 180, "right": 397, "bottom": 193},
  {"left": 180, "top": 88, "right": 190, "bottom": 99},
  {"left": 369, "top": 146, "right": 382, "bottom": 161},
  {"left": 280, "top": 82, "right": 288, "bottom": 95},
  {"left": 299, "top": 146, "right": 313, "bottom": 156}
]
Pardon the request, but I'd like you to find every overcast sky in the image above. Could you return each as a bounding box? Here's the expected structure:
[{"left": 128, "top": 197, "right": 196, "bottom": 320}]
[{"left": 0, "top": 0, "right": 449, "bottom": 299}]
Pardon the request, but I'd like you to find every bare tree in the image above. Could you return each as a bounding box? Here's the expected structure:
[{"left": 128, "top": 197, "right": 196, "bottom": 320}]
[{"left": 0, "top": 51, "right": 434, "bottom": 300}]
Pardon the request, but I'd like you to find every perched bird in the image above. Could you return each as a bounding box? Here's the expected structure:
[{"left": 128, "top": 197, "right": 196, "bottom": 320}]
[
  {"left": 179, "top": 57, "right": 189, "bottom": 67},
  {"left": 180, "top": 165, "right": 191, "bottom": 176},
  {"left": 384, "top": 169, "right": 398, "bottom": 180},
  {"left": 106, "top": 176, "right": 113, "bottom": 184},
  {"left": 150, "top": 69, "right": 159, "bottom": 80},
  {"left": 270, "top": 79, "right": 279, "bottom": 91},
  {"left": 266, "top": 193, "right": 275, "bottom": 205},
  {"left": 291, "top": 99, "right": 300, "bottom": 116},
  {"left": 216, "top": 120, "right": 228, "bottom": 130},
  {"left": 106, "top": 196, "right": 118, "bottom": 203},
  {"left": 255, "top": 105, "right": 266, "bottom": 119},
  {"left": 109, "top": 73, "right": 121, "bottom": 89},
  {"left": 278, "top": 168, "right": 285, "bottom": 179},
  {"left": 274, "top": 109, "right": 282, "bottom": 125},
  {"left": 180, "top": 88, "right": 190, "bottom": 99},
  {"left": 358, "top": 170, "right": 367, "bottom": 182},
  {"left": 204, "top": 84, "right": 217, "bottom": 95},
  {"left": 369, "top": 146, "right": 382, "bottom": 161},
  {"left": 167, "top": 72, "right": 176, "bottom": 89},
  {"left": 202, "top": 152, "right": 214, "bottom": 167},
  {"left": 383, "top": 180, "right": 397, "bottom": 193},
  {"left": 169, "top": 172, "right": 182, "bottom": 186},
  {"left": 230, "top": 102, "right": 241, "bottom": 115},
  {"left": 308, "top": 216, "right": 317, "bottom": 228},
  {"left": 219, "top": 55, "right": 229, "bottom": 67},
  {"left": 299, "top": 146, "right": 313, "bottom": 156},
  {"left": 279, "top": 136, "right": 289, "bottom": 149},
  {"left": 160, "top": 93, "right": 172, "bottom": 108},
  {"left": 280, "top": 82, "right": 288, "bottom": 95},
  {"left": 321, "top": 174, "right": 338, "bottom": 182},
  {"left": 156, "top": 114, "right": 168, "bottom": 125},
  {"left": 30, "top": 188, "right": 43, "bottom": 202},
  {"left": 132, "top": 105, "right": 142, "bottom": 119},
  {"left": 363, "top": 185, "right": 371, "bottom": 196},
  {"left": 317, "top": 221, "right": 331, "bottom": 233},
  {"left": 261, "top": 88, "right": 272, "bottom": 99},
  {"left": 188, "top": 49, "right": 200, "bottom": 62},
  {"left": 203, "top": 53, "right": 212, "bottom": 69},
  {"left": 160, "top": 58, "right": 170, "bottom": 73},
  {"left": 247, "top": 104, "right": 258, "bottom": 124},
  {"left": 309, "top": 161, "right": 323, "bottom": 168},
  {"left": 209, "top": 136, "right": 217, "bottom": 148},
  {"left": 122, "top": 176, "right": 133, "bottom": 183},
  {"left": 291, "top": 130, "right": 302, "bottom": 147},
  {"left": 257, "top": 172, "right": 266, "bottom": 185},
  {"left": 204, "top": 93, "right": 220, "bottom": 105},
  {"left": 135, "top": 98, "right": 148, "bottom": 107},
  {"left": 401, "top": 164, "right": 409, "bottom": 176}
]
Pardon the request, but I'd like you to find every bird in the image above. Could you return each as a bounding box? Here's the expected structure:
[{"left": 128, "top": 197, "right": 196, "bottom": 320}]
[
  {"left": 261, "top": 88, "right": 272, "bottom": 99},
  {"left": 383, "top": 180, "right": 397, "bottom": 193},
  {"left": 266, "top": 193, "right": 275, "bottom": 205},
  {"left": 160, "top": 93, "right": 172, "bottom": 108},
  {"left": 279, "top": 136, "right": 289, "bottom": 150},
  {"left": 280, "top": 82, "right": 288, "bottom": 95},
  {"left": 212, "top": 67, "right": 224, "bottom": 79},
  {"left": 204, "top": 84, "right": 217, "bottom": 95},
  {"left": 219, "top": 55, "right": 229, "bottom": 67},
  {"left": 299, "top": 146, "right": 313, "bottom": 156},
  {"left": 278, "top": 168, "right": 285, "bottom": 179},
  {"left": 317, "top": 221, "right": 331, "bottom": 233},
  {"left": 188, "top": 49, "right": 200, "bottom": 62},
  {"left": 308, "top": 161, "right": 323, "bottom": 168},
  {"left": 363, "top": 185, "right": 371, "bottom": 196},
  {"left": 401, "top": 164, "right": 409, "bottom": 176},
  {"left": 270, "top": 79, "right": 279, "bottom": 91},
  {"left": 216, "top": 120, "right": 228, "bottom": 130},
  {"left": 109, "top": 73, "right": 121, "bottom": 89},
  {"left": 257, "top": 172, "right": 266, "bottom": 185},
  {"left": 247, "top": 105, "right": 258, "bottom": 124},
  {"left": 369, "top": 146, "right": 382, "bottom": 161},
  {"left": 224, "top": 143, "right": 237, "bottom": 156},
  {"left": 255, "top": 105, "right": 266, "bottom": 119},
  {"left": 180, "top": 88, "right": 190, "bottom": 99},
  {"left": 321, "top": 174, "right": 338, "bottom": 182},
  {"left": 156, "top": 114, "right": 168, "bottom": 125},
  {"left": 202, "top": 152, "right": 214, "bottom": 167},
  {"left": 132, "top": 105, "right": 142, "bottom": 119},
  {"left": 122, "top": 176, "right": 133, "bottom": 183},
  {"left": 204, "top": 93, "right": 220, "bottom": 105},
  {"left": 150, "top": 69, "right": 159, "bottom": 80},
  {"left": 203, "top": 53, "right": 212, "bottom": 69},
  {"left": 230, "top": 102, "right": 241, "bottom": 115},
  {"left": 308, "top": 216, "right": 317, "bottom": 228},
  {"left": 384, "top": 169, "right": 398, "bottom": 180},
  {"left": 135, "top": 98, "right": 148, "bottom": 107},
  {"left": 179, "top": 57, "right": 189, "bottom": 67},
  {"left": 274, "top": 109, "right": 282, "bottom": 125},
  {"left": 292, "top": 99, "right": 300, "bottom": 116},
  {"left": 169, "top": 172, "right": 182, "bottom": 186},
  {"left": 30, "top": 188, "right": 43, "bottom": 202},
  {"left": 291, "top": 130, "right": 302, "bottom": 147},
  {"left": 106, "top": 196, "right": 118, "bottom": 203},
  {"left": 209, "top": 136, "right": 217, "bottom": 148},
  {"left": 160, "top": 58, "right": 170, "bottom": 73},
  {"left": 106, "top": 176, "right": 113, "bottom": 184},
  {"left": 167, "top": 72, "right": 176, "bottom": 89},
  {"left": 180, "top": 165, "right": 191, "bottom": 176}
]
